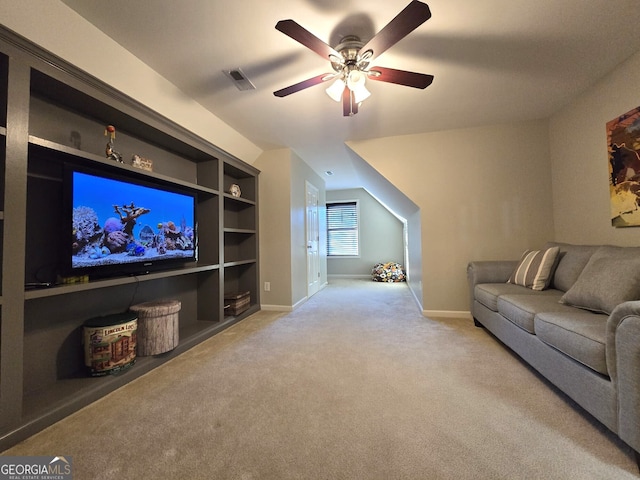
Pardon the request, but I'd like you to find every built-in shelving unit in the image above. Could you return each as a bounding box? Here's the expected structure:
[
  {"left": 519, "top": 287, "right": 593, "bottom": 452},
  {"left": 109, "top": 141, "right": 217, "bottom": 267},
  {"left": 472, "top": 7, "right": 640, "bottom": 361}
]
[
  {"left": 222, "top": 162, "right": 258, "bottom": 317},
  {"left": 0, "top": 28, "right": 259, "bottom": 450}
]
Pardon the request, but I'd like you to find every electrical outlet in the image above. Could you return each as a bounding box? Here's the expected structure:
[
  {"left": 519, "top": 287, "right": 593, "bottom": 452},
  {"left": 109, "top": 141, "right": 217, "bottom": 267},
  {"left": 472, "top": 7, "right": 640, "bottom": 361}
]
[{"left": 264, "top": 282, "right": 271, "bottom": 292}]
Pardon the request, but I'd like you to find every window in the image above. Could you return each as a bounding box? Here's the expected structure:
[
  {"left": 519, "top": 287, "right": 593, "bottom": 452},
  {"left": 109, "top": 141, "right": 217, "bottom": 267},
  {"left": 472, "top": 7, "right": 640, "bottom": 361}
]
[{"left": 326, "top": 201, "right": 359, "bottom": 256}]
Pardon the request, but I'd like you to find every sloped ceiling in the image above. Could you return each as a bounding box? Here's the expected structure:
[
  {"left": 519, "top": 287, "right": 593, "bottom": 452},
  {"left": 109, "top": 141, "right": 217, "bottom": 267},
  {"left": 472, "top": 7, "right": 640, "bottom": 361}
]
[{"left": 60, "top": 0, "right": 640, "bottom": 189}]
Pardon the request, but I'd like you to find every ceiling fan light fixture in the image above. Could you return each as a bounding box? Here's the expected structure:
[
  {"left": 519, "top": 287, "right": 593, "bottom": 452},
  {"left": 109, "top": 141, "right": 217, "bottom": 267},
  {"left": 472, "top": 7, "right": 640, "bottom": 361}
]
[
  {"left": 347, "top": 70, "right": 371, "bottom": 104},
  {"left": 352, "top": 83, "right": 371, "bottom": 104},
  {"left": 346, "top": 70, "right": 365, "bottom": 89},
  {"left": 326, "top": 77, "right": 346, "bottom": 102}
]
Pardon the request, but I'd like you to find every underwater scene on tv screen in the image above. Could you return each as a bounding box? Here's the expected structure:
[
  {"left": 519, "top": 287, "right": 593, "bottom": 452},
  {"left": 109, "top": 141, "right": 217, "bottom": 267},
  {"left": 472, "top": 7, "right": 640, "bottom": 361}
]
[{"left": 71, "top": 170, "right": 196, "bottom": 271}]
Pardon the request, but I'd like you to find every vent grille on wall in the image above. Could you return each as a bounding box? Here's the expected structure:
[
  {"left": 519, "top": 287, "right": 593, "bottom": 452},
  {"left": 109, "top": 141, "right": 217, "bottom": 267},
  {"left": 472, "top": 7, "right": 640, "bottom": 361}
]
[{"left": 223, "top": 68, "right": 256, "bottom": 91}]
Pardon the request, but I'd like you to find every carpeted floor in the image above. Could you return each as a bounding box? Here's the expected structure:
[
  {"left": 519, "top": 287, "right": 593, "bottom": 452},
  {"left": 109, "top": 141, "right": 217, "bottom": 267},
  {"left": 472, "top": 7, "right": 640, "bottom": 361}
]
[{"left": 3, "top": 278, "right": 638, "bottom": 479}]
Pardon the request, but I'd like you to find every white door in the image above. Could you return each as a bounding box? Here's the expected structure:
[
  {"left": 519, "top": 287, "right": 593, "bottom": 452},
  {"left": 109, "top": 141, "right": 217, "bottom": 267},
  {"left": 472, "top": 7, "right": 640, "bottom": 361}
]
[{"left": 306, "top": 181, "right": 320, "bottom": 298}]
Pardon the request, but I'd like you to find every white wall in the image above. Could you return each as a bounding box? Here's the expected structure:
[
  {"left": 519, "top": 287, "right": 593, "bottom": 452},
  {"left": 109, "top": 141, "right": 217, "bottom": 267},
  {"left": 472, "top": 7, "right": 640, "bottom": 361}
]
[
  {"left": 550, "top": 49, "right": 640, "bottom": 245},
  {"left": 327, "top": 188, "right": 404, "bottom": 277},
  {"left": 1, "top": 0, "right": 262, "bottom": 164},
  {"left": 405, "top": 209, "right": 423, "bottom": 307},
  {"left": 291, "top": 152, "right": 327, "bottom": 306},
  {"left": 254, "top": 149, "right": 327, "bottom": 310},
  {"left": 344, "top": 147, "right": 423, "bottom": 307},
  {"left": 254, "top": 149, "right": 292, "bottom": 308},
  {"left": 348, "top": 120, "right": 555, "bottom": 313}
]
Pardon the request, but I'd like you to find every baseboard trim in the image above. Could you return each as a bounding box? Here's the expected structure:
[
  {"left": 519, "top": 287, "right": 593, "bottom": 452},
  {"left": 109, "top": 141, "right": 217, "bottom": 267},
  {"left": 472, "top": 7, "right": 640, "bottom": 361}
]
[
  {"left": 292, "top": 296, "right": 308, "bottom": 310},
  {"left": 423, "top": 310, "right": 472, "bottom": 320},
  {"left": 261, "top": 295, "right": 309, "bottom": 313},
  {"left": 328, "top": 274, "right": 370, "bottom": 279},
  {"left": 260, "top": 304, "right": 293, "bottom": 312},
  {"left": 406, "top": 281, "right": 423, "bottom": 311}
]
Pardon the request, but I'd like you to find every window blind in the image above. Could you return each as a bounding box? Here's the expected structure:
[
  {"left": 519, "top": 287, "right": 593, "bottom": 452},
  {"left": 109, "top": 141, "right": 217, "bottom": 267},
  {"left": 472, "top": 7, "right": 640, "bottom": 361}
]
[{"left": 327, "top": 201, "right": 359, "bottom": 256}]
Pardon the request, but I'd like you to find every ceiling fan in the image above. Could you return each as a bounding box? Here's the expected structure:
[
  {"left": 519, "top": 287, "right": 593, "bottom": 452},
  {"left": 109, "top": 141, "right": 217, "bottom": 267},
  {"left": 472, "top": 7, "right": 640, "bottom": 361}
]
[{"left": 273, "top": 0, "right": 434, "bottom": 117}]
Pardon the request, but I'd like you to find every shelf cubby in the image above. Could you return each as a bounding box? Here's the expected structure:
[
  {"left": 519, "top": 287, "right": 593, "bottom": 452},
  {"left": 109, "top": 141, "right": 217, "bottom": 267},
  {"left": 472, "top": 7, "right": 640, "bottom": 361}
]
[
  {"left": 224, "top": 196, "right": 256, "bottom": 230},
  {"left": 223, "top": 262, "right": 259, "bottom": 319},
  {"left": 223, "top": 163, "right": 256, "bottom": 202},
  {"left": 224, "top": 231, "right": 257, "bottom": 264}
]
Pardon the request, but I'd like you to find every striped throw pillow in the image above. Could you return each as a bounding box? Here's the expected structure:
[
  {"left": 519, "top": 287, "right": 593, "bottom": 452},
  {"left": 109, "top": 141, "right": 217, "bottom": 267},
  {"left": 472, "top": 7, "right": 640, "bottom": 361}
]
[{"left": 508, "top": 247, "right": 560, "bottom": 291}]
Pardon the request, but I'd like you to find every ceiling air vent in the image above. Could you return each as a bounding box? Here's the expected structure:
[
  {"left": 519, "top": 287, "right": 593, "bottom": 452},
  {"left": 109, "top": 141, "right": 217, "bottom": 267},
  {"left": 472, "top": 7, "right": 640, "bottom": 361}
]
[{"left": 223, "top": 68, "right": 256, "bottom": 91}]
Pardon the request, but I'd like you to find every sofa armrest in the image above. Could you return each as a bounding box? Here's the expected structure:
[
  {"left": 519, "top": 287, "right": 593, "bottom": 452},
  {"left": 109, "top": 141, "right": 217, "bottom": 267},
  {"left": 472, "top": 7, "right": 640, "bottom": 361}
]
[
  {"left": 467, "top": 260, "right": 517, "bottom": 286},
  {"left": 606, "top": 301, "right": 640, "bottom": 453},
  {"left": 466, "top": 260, "right": 517, "bottom": 312}
]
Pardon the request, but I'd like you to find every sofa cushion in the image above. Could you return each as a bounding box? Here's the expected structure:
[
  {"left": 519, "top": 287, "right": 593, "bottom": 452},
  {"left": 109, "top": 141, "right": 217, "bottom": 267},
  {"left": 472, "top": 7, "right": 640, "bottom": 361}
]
[
  {"left": 508, "top": 247, "right": 560, "bottom": 290},
  {"left": 535, "top": 311, "right": 608, "bottom": 376},
  {"left": 497, "top": 293, "right": 568, "bottom": 333},
  {"left": 474, "top": 283, "right": 550, "bottom": 312},
  {"left": 560, "top": 245, "right": 640, "bottom": 314},
  {"left": 544, "top": 242, "right": 600, "bottom": 292}
]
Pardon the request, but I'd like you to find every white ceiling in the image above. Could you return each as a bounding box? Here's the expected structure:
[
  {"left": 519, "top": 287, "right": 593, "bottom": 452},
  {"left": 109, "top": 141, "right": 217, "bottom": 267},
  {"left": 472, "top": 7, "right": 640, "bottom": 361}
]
[{"left": 60, "top": 0, "right": 640, "bottom": 189}]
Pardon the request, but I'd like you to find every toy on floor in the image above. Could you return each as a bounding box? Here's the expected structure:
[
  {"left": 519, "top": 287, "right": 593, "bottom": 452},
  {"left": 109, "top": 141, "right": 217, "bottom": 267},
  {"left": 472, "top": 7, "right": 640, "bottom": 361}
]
[{"left": 371, "top": 262, "right": 406, "bottom": 282}]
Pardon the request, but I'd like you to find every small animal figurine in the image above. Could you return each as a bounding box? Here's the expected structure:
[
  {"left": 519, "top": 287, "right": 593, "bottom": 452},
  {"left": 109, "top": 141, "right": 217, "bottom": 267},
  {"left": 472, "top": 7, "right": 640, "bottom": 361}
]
[{"left": 105, "top": 124, "right": 123, "bottom": 162}]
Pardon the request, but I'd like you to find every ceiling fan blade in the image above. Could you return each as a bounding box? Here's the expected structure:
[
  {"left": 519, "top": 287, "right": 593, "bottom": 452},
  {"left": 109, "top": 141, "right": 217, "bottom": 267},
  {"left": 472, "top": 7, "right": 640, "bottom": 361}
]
[
  {"left": 368, "top": 66, "right": 434, "bottom": 89},
  {"left": 273, "top": 73, "right": 334, "bottom": 97},
  {"left": 358, "top": 1, "right": 431, "bottom": 62},
  {"left": 342, "top": 87, "right": 358, "bottom": 116},
  {"left": 276, "top": 19, "right": 341, "bottom": 61}
]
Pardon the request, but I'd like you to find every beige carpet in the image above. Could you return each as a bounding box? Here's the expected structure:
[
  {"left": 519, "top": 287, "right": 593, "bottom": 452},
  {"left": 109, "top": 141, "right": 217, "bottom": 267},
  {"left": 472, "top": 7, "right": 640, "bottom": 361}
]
[{"left": 3, "top": 278, "right": 638, "bottom": 479}]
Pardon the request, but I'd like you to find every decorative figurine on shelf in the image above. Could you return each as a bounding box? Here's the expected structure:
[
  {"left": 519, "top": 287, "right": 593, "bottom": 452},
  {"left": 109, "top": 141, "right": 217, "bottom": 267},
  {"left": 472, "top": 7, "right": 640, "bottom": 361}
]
[
  {"left": 69, "top": 130, "right": 82, "bottom": 150},
  {"left": 229, "top": 183, "right": 242, "bottom": 198},
  {"left": 105, "top": 124, "right": 123, "bottom": 163},
  {"left": 131, "top": 154, "right": 154, "bottom": 172}
]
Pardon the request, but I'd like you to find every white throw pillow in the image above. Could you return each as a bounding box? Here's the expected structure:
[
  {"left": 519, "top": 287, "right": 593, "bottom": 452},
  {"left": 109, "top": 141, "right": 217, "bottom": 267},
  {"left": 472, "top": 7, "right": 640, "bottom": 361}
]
[{"left": 508, "top": 247, "right": 560, "bottom": 291}]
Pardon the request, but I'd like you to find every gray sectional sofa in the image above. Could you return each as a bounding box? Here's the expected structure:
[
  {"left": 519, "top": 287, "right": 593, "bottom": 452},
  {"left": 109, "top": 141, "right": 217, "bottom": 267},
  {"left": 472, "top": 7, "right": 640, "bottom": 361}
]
[{"left": 467, "top": 242, "right": 640, "bottom": 468}]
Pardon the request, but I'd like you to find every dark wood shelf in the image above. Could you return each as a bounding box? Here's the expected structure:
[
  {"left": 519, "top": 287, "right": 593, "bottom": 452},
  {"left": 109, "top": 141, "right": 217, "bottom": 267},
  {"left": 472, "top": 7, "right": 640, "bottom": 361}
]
[
  {"left": 224, "top": 227, "right": 256, "bottom": 234},
  {"left": 28, "top": 135, "right": 219, "bottom": 196},
  {"left": 24, "top": 264, "right": 220, "bottom": 300},
  {"left": 224, "top": 259, "right": 257, "bottom": 268},
  {"left": 223, "top": 303, "right": 260, "bottom": 322},
  {"left": 223, "top": 193, "right": 256, "bottom": 205}
]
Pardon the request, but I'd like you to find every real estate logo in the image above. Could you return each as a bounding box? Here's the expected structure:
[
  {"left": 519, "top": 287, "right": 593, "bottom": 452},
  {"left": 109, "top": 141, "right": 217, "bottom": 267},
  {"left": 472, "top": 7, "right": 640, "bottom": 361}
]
[{"left": 0, "top": 456, "right": 72, "bottom": 480}]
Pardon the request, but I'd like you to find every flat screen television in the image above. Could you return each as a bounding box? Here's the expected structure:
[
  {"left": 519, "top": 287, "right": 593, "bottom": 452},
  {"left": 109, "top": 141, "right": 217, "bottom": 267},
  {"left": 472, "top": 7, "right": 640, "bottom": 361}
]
[{"left": 66, "top": 165, "right": 197, "bottom": 278}]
